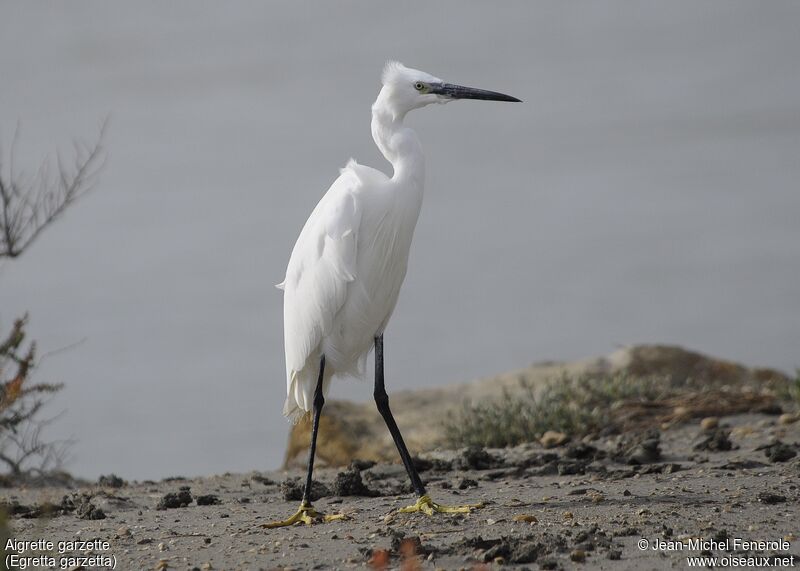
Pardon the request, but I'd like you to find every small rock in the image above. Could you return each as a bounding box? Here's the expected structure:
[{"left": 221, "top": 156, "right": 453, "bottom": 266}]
[
  {"left": 700, "top": 417, "right": 719, "bottom": 430},
  {"left": 565, "top": 442, "right": 600, "bottom": 460},
  {"left": 757, "top": 491, "right": 786, "bottom": 504},
  {"left": 457, "top": 446, "right": 504, "bottom": 470},
  {"left": 616, "top": 429, "right": 662, "bottom": 464},
  {"left": 589, "top": 492, "right": 605, "bottom": 503},
  {"left": 332, "top": 467, "right": 377, "bottom": 497},
  {"left": 694, "top": 428, "right": 734, "bottom": 452},
  {"left": 763, "top": 441, "right": 797, "bottom": 463},
  {"left": 196, "top": 494, "right": 221, "bottom": 506},
  {"left": 540, "top": 431, "right": 569, "bottom": 448},
  {"left": 157, "top": 487, "right": 193, "bottom": 510},
  {"left": 458, "top": 478, "right": 478, "bottom": 490},
  {"left": 513, "top": 514, "right": 538, "bottom": 523},
  {"left": 280, "top": 478, "right": 329, "bottom": 501},
  {"left": 778, "top": 413, "right": 799, "bottom": 425},
  {"left": 98, "top": 474, "right": 125, "bottom": 488},
  {"left": 570, "top": 549, "right": 586, "bottom": 562},
  {"left": 250, "top": 474, "right": 275, "bottom": 485},
  {"left": 557, "top": 460, "right": 587, "bottom": 475},
  {"left": 75, "top": 500, "right": 106, "bottom": 520}
]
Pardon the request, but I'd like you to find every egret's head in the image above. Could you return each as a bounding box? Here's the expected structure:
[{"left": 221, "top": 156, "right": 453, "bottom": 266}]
[{"left": 378, "top": 61, "right": 520, "bottom": 118}]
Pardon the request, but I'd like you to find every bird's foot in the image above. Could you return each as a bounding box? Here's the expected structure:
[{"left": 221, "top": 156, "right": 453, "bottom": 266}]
[
  {"left": 398, "top": 494, "right": 483, "bottom": 515},
  {"left": 261, "top": 502, "right": 347, "bottom": 528}
]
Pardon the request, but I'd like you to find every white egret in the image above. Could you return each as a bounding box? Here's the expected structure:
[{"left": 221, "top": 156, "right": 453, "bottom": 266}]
[{"left": 266, "top": 62, "right": 520, "bottom": 527}]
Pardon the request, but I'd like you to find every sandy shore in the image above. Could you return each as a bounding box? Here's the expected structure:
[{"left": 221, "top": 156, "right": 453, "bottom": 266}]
[{"left": 3, "top": 412, "right": 799, "bottom": 570}]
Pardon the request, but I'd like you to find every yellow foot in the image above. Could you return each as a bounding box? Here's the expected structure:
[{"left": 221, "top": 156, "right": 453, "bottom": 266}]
[
  {"left": 261, "top": 502, "right": 347, "bottom": 528},
  {"left": 398, "top": 494, "right": 483, "bottom": 516}
]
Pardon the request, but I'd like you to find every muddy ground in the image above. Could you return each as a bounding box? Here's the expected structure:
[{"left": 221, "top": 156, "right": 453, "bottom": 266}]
[{"left": 2, "top": 412, "right": 799, "bottom": 570}]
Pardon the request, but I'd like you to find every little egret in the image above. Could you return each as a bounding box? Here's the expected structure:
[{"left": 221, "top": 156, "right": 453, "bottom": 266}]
[{"left": 266, "top": 62, "right": 520, "bottom": 527}]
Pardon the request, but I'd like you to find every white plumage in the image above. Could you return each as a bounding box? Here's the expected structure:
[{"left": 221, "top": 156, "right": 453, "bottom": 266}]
[
  {"left": 277, "top": 61, "right": 520, "bottom": 423},
  {"left": 278, "top": 62, "right": 437, "bottom": 422}
]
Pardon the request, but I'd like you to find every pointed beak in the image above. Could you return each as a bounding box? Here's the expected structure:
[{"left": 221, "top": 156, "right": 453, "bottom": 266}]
[{"left": 431, "top": 82, "right": 521, "bottom": 103}]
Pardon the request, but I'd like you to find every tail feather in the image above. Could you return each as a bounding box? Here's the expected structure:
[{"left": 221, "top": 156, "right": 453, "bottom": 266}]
[{"left": 282, "top": 394, "right": 307, "bottom": 424}]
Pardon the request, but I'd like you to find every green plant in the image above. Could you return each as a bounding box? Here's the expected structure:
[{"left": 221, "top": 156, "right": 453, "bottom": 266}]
[{"left": 443, "top": 373, "right": 671, "bottom": 449}]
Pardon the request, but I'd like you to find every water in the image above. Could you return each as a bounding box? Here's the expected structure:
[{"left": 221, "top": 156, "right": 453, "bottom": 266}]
[{"left": 1, "top": 2, "right": 798, "bottom": 481}]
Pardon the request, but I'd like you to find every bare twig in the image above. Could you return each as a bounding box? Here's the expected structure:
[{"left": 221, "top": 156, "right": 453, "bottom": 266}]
[{"left": 0, "top": 119, "right": 107, "bottom": 258}]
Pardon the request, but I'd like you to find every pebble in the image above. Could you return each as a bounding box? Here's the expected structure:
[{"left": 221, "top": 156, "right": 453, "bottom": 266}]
[
  {"left": 512, "top": 514, "right": 538, "bottom": 523},
  {"left": 700, "top": 417, "right": 719, "bottom": 430},
  {"left": 570, "top": 549, "right": 587, "bottom": 562},
  {"left": 778, "top": 413, "right": 799, "bottom": 425},
  {"left": 540, "top": 430, "right": 569, "bottom": 448}
]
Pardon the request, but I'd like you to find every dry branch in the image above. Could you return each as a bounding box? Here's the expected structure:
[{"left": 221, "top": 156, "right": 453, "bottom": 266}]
[{"left": 0, "top": 120, "right": 107, "bottom": 258}]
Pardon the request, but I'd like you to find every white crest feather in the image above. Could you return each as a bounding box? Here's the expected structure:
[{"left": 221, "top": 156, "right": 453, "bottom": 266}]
[{"left": 382, "top": 60, "right": 408, "bottom": 86}]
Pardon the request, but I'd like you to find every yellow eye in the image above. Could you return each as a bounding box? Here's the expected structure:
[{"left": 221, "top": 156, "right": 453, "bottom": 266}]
[{"left": 414, "top": 82, "right": 425, "bottom": 91}]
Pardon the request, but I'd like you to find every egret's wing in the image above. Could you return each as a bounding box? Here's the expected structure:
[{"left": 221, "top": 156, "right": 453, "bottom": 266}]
[{"left": 279, "top": 168, "right": 363, "bottom": 388}]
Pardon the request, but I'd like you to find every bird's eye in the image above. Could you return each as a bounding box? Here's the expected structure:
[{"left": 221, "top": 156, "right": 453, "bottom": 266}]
[{"left": 414, "top": 82, "right": 425, "bottom": 91}]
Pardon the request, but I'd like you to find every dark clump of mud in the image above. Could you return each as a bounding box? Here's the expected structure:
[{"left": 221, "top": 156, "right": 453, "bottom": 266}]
[
  {"left": 97, "top": 474, "right": 125, "bottom": 488},
  {"left": 250, "top": 474, "right": 275, "bottom": 485},
  {"left": 458, "top": 477, "right": 478, "bottom": 490},
  {"left": 350, "top": 458, "right": 377, "bottom": 471},
  {"left": 760, "top": 440, "right": 797, "bottom": 463},
  {"left": 62, "top": 493, "right": 106, "bottom": 520},
  {"left": 196, "top": 494, "right": 221, "bottom": 506},
  {"left": 557, "top": 460, "right": 588, "bottom": 476},
  {"left": 565, "top": 442, "right": 604, "bottom": 461},
  {"left": 456, "top": 446, "right": 506, "bottom": 470},
  {"left": 572, "top": 524, "right": 616, "bottom": 552},
  {"left": 757, "top": 491, "right": 787, "bottom": 504},
  {"left": 157, "top": 486, "right": 193, "bottom": 509},
  {"left": 332, "top": 467, "right": 378, "bottom": 497},
  {"left": 280, "top": 477, "right": 329, "bottom": 501},
  {"left": 615, "top": 429, "right": 662, "bottom": 464},
  {"left": 694, "top": 428, "right": 735, "bottom": 451},
  {"left": 76, "top": 500, "right": 106, "bottom": 520},
  {"left": 412, "top": 456, "right": 453, "bottom": 472}
]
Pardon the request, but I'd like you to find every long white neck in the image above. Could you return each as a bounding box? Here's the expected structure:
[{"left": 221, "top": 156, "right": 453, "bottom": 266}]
[{"left": 371, "top": 89, "right": 425, "bottom": 188}]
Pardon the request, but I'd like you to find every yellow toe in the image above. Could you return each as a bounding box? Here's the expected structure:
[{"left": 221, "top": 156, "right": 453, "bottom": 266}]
[
  {"left": 398, "top": 494, "right": 483, "bottom": 515},
  {"left": 261, "top": 502, "right": 347, "bottom": 528}
]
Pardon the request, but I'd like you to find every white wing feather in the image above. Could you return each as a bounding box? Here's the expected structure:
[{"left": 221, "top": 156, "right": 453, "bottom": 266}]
[{"left": 279, "top": 166, "right": 363, "bottom": 421}]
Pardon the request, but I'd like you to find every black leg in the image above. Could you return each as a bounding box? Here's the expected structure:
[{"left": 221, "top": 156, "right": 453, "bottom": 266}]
[
  {"left": 302, "top": 355, "right": 326, "bottom": 506},
  {"left": 373, "top": 334, "right": 427, "bottom": 497}
]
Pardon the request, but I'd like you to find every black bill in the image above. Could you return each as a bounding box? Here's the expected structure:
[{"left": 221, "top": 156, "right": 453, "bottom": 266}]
[{"left": 431, "top": 82, "right": 521, "bottom": 102}]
